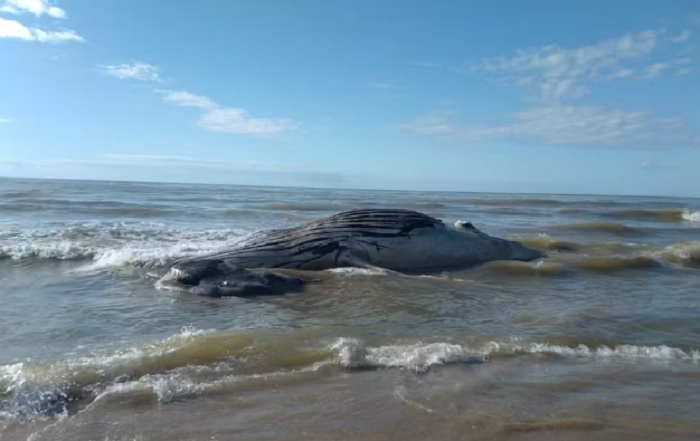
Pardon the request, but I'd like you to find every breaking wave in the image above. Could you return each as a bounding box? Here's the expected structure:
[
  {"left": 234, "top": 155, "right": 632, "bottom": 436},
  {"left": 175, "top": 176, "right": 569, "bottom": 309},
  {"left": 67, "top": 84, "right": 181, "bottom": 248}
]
[
  {"left": 476, "top": 261, "right": 569, "bottom": 277},
  {"left": 0, "top": 222, "right": 249, "bottom": 268},
  {"left": 519, "top": 235, "right": 581, "bottom": 252},
  {"left": 659, "top": 241, "right": 700, "bottom": 269},
  {"left": 2, "top": 329, "right": 697, "bottom": 421},
  {"left": 607, "top": 209, "right": 700, "bottom": 223},
  {"left": 258, "top": 203, "right": 341, "bottom": 212},
  {"left": 573, "top": 256, "right": 661, "bottom": 273},
  {"left": 554, "top": 221, "right": 644, "bottom": 236}
]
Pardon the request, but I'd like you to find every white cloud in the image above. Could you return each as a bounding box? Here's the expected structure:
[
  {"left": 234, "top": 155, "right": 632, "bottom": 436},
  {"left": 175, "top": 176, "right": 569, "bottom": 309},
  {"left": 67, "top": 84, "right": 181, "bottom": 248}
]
[
  {"left": 0, "top": 154, "right": 283, "bottom": 173},
  {"left": 400, "top": 106, "right": 697, "bottom": 148},
  {"left": 0, "top": 0, "right": 65, "bottom": 18},
  {"left": 0, "top": 17, "right": 82, "bottom": 42},
  {"left": 640, "top": 159, "right": 661, "bottom": 170},
  {"left": 470, "top": 29, "right": 673, "bottom": 100},
  {"left": 98, "top": 62, "right": 299, "bottom": 138},
  {"left": 0, "top": 16, "right": 30, "bottom": 38},
  {"left": 671, "top": 30, "right": 692, "bottom": 43},
  {"left": 31, "top": 27, "right": 80, "bottom": 42},
  {"left": 162, "top": 90, "right": 215, "bottom": 108},
  {"left": 0, "top": 117, "right": 12, "bottom": 123},
  {"left": 607, "top": 68, "right": 634, "bottom": 79},
  {"left": 0, "top": 155, "right": 346, "bottom": 187},
  {"left": 92, "top": 154, "right": 278, "bottom": 170},
  {"left": 643, "top": 62, "right": 669, "bottom": 79},
  {"left": 410, "top": 61, "right": 442, "bottom": 69},
  {"left": 396, "top": 110, "right": 455, "bottom": 135},
  {"left": 162, "top": 90, "right": 298, "bottom": 137},
  {"left": 100, "top": 62, "right": 163, "bottom": 83}
]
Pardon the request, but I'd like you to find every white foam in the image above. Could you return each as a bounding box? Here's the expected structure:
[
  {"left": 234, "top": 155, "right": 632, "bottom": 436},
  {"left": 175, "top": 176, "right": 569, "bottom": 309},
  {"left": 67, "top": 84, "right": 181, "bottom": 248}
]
[
  {"left": 681, "top": 210, "right": 700, "bottom": 222},
  {"left": 325, "top": 267, "right": 386, "bottom": 276},
  {"left": 0, "top": 327, "right": 214, "bottom": 401},
  {"left": 3, "top": 333, "right": 698, "bottom": 421},
  {"left": 0, "top": 363, "right": 26, "bottom": 394},
  {"left": 331, "top": 338, "right": 486, "bottom": 372},
  {"left": 329, "top": 338, "right": 700, "bottom": 372},
  {"left": 659, "top": 241, "right": 700, "bottom": 266},
  {"left": 491, "top": 341, "right": 700, "bottom": 361},
  {"left": 0, "top": 222, "right": 251, "bottom": 268}
]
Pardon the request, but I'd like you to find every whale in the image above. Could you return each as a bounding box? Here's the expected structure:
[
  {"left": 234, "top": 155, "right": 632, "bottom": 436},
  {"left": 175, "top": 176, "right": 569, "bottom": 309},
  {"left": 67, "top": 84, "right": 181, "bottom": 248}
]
[{"left": 157, "top": 209, "right": 545, "bottom": 296}]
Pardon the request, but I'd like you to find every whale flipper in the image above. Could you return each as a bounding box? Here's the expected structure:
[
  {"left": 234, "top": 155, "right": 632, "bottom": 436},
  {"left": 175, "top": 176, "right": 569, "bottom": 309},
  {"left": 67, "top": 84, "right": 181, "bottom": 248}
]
[{"left": 156, "top": 259, "right": 306, "bottom": 297}]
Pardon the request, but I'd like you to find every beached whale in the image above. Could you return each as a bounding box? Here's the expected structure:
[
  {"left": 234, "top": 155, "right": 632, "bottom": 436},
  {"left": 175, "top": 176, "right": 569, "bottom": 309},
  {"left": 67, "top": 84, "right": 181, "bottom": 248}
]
[{"left": 157, "top": 209, "right": 544, "bottom": 297}]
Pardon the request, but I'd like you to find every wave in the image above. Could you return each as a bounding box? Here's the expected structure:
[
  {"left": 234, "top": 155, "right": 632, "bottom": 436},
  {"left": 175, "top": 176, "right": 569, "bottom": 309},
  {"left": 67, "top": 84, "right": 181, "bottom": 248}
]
[
  {"left": 607, "top": 209, "right": 700, "bottom": 223},
  {"left": 476, "top": 261, "right": 569, "bottom": 277},
  {"left": 519, "top": 235, "right": 581, "bottom": 252},
  {"left": 659, "top": 241, "right": 700, "bottom": 269},
  {"left": 0, "top": 222, "right": 249, "bottom": 268},
  {"left": 258, "top": 203, "right": 341, "bottom": 212},
  {"left": 554, "top": 221, "right": 644, "bottom": 236},
  {"left": 2, "top": 329, "right": 697, "bottom": 420},
  {"left": 458, "top": 198, "right": 563, "bottom": 207},
  {"left": 683, "top": 210, "right": 700, "bottom": 222},
  {"left": 408, "top": 201, "right": 447, "bottom": 209},
  {"left": 0, "top": 201, "right": 179, "bottom": 218},
  {"left": 573, "top": 256, "right": 661, "bottom": 273}
]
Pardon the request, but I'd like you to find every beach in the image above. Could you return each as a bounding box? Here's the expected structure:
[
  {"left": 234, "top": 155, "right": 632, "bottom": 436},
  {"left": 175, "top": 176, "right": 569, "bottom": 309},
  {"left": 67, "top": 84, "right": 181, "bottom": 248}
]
[{"left": 1, "top": 177, "right": 699, "bottom": 440}]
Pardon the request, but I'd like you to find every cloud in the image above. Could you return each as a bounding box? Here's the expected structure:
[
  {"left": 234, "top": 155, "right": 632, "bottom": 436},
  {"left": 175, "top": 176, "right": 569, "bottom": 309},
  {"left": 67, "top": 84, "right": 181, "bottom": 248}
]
[
  {"left": 399, "top": 105, "right": 698, "bottom": 149},
  {"left": 0, "top": 16, "right": 30, "bottom": 38},
  {"left": 86, "top": 154, "right": 279, "bottom": 170},
  {"left": 0, "top": 17, "right": 82, "bottom": 42},
  {"left": 410, "top": 61, "right": 442, "bottom": 69},
  {"left": 0, "top": 155, "right": 346, "bottom": 187},
  {"left": 468, "top": 29, "right": 689, "bottom": 100},
  {"left": 98, "top": 61, "right": 300, "bottom": 138},
  {"left": 643, "top": 62, "right": 669, "bottom": 79},
  {"left": 396, "top": 110, "right": 455, "bottom": 136},
  {"left": 162, "top": 90, "right": 214, "bottom": 108},
  {"left": 100, "top": 62, "right": 163, "bottom": 83},
  {"left": 162, "top": 90, "right": 298, "bottom": 137},
  {"left": 0, "top": 0, "right": 65, "bottom": 18},
  {"left": 640, "top": 159, "right": 662, "bottom": 171},
  {"left": 0, "top": 154, "right": 282, "bottom": 172},
  {"left": 671, "top": 30, "right": 692, "bottom": 43},
  {"left": 0, "top": 117, "right": 12, "bottom": 123}
]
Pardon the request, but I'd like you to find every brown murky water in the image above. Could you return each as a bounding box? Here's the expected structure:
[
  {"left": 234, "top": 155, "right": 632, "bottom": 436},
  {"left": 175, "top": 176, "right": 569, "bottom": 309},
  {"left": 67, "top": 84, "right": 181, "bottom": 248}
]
[{"left": 1, "top": 178, "right": 699, "bottom": 440}]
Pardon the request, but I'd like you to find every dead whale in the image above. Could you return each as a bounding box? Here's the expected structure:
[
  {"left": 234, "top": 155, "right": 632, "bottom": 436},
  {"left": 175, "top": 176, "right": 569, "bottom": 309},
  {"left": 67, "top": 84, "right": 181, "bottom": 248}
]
[{"left": 157, "top": 209, "right": 544, "bottom": 297}]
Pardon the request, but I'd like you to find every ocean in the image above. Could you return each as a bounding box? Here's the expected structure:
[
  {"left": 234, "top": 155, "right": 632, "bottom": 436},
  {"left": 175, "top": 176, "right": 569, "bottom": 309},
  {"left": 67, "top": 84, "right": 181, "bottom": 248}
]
[{"left": 1, "top": 177, "right": 699, "bottom": 441}]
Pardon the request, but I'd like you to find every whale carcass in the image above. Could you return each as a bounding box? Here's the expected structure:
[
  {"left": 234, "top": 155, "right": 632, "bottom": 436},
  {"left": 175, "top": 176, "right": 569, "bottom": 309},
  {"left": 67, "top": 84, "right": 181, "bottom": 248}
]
[{"left": 157, "top": 209, "right": 544, "bottom": 296}]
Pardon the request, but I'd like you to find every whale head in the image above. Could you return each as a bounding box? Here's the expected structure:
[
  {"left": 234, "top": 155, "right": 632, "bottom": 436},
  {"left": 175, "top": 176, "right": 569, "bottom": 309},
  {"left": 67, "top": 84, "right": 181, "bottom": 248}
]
[{"left": 453, "top": 220, "right": 545, "bottom": 263}]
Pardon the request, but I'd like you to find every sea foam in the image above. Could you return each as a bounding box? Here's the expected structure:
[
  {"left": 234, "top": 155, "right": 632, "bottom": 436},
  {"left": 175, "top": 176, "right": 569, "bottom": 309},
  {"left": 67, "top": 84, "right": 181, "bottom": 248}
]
[
  {"left": 682, "top": 210, "right": 700, "bottom": 222},
  {"left": 2, "top": 330, "right": 698, "bottom": 421},
  {"left": 0, "top": 222, "right": 250, "bottom": 268}
]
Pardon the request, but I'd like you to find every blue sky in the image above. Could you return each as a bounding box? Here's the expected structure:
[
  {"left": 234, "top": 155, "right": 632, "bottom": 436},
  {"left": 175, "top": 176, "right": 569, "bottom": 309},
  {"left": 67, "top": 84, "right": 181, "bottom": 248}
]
[{"left": 1, "top": 0, "right": 699, "bottom": 196}]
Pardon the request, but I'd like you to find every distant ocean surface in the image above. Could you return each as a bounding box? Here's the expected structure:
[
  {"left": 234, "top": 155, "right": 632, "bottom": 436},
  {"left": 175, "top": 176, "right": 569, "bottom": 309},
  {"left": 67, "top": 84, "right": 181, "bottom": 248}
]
[{"left": 1, "top": 177, "right": 699, "bottom": 441}]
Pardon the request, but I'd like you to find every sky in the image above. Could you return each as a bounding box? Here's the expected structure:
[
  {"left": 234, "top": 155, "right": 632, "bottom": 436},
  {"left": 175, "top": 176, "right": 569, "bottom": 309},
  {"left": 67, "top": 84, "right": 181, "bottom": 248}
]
[{"left": 1, "top": 0, "right": 699, "bottom": 196}]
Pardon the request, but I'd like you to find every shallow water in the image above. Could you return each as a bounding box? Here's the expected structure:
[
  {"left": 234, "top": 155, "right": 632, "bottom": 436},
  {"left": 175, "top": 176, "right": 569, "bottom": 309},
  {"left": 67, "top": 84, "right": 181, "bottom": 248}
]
[{"left": 1, "top": 177, "right": 699, "bottom": 440}]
